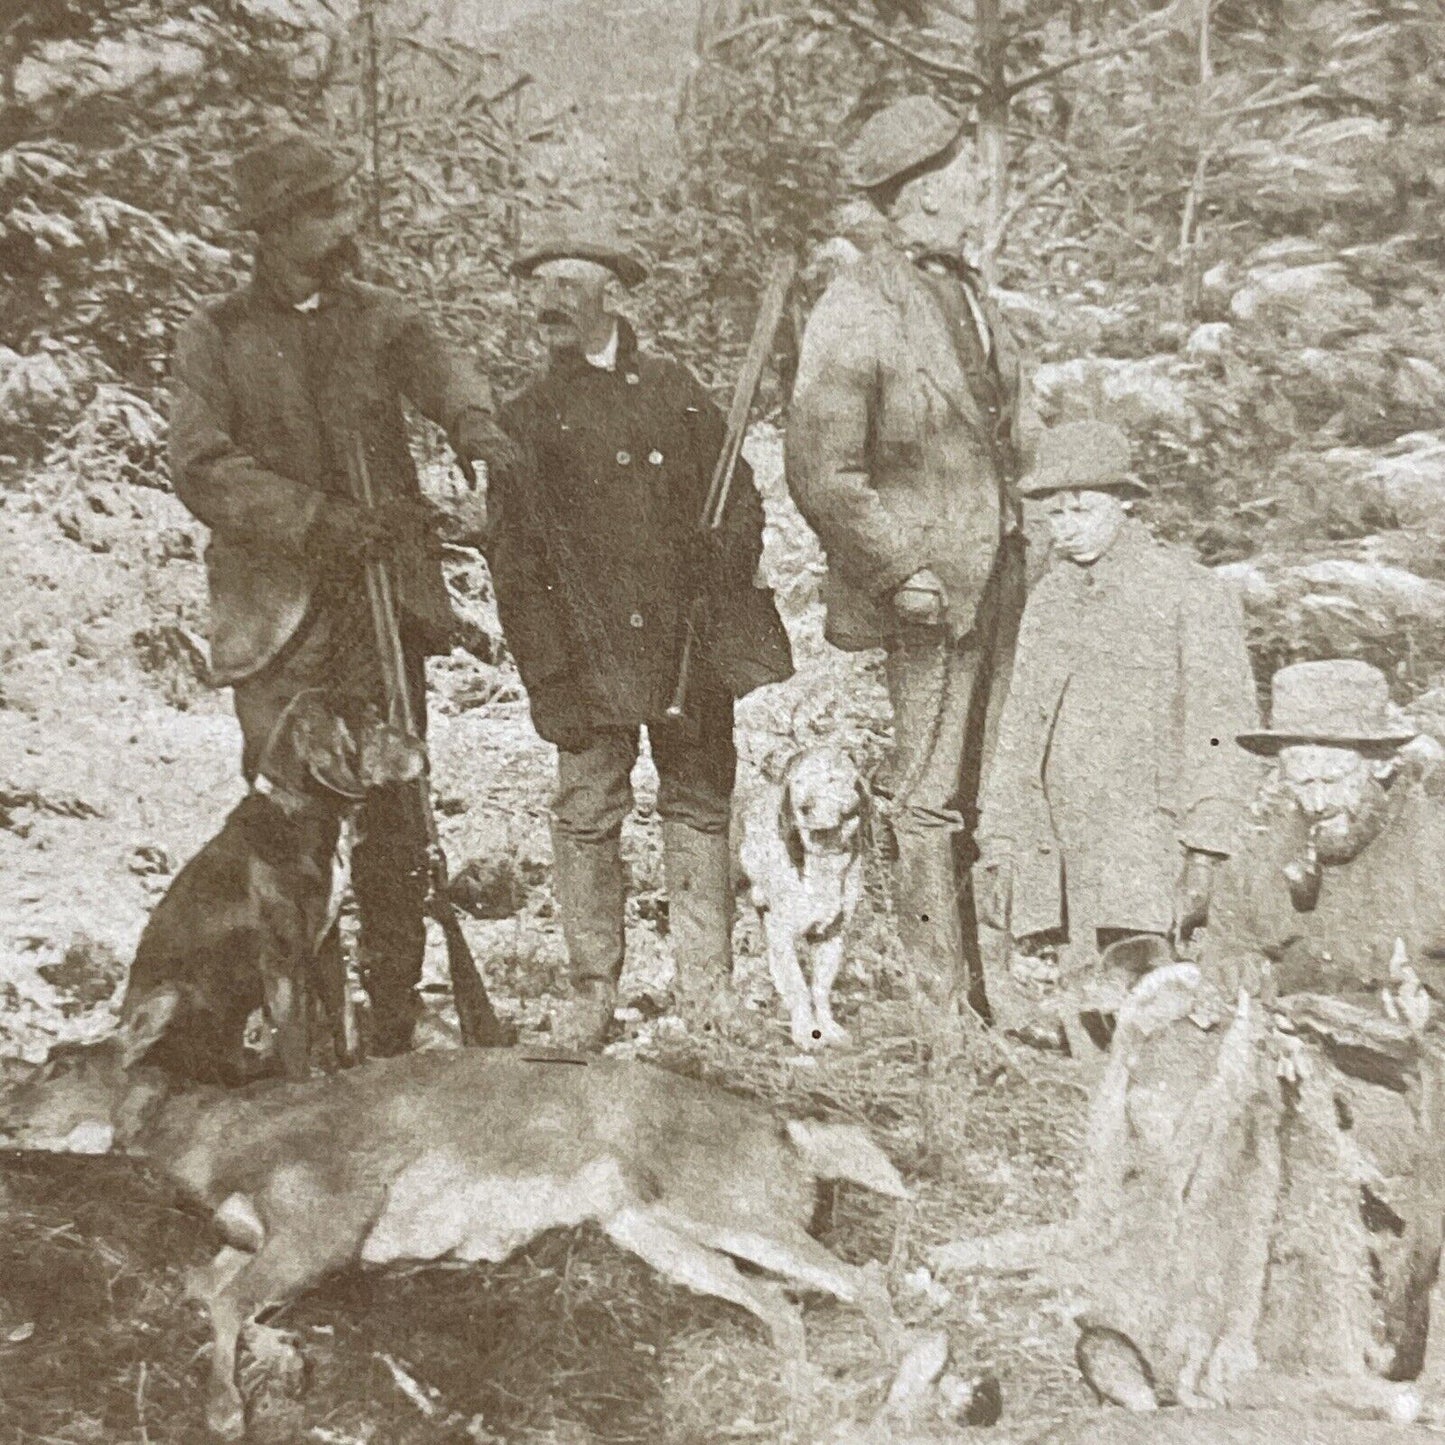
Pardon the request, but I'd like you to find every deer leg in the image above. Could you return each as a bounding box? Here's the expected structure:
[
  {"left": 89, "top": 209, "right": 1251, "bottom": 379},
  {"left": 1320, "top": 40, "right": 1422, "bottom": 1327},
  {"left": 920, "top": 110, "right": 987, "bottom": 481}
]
[
  {"left": 184, "top": 1246, "right": 253, "bottom": 1441},
  {"left": 603, "top": 1206, "right": 806, "bottom": 1358},
  {"left": 808, "top": 934, "right": 851, "bottom": 1047},
  {"left": 765, "top": 922, "right": 820, "bottom": 1051},
  {"left": 263, "top": 950, "right": 309, "bottom": 1082}
]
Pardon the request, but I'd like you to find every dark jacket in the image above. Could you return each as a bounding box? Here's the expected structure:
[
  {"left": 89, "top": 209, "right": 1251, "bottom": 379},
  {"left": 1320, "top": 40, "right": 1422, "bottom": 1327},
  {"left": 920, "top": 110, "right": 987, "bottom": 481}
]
[
  {"left": 491, "top": 321, "right": 793, "bottom": 745},
  {"left": 169, "top": 269, "right": 495, "bottom": 684},
  {"left": 786, "top": 243, "right": 1035, "bottom": 650}
]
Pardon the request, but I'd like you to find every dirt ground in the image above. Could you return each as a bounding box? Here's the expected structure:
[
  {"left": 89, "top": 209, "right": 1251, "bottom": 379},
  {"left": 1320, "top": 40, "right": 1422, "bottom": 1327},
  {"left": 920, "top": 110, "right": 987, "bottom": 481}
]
[{"left": 0, "top": 430, "right": 1093, "bottom": 1443}]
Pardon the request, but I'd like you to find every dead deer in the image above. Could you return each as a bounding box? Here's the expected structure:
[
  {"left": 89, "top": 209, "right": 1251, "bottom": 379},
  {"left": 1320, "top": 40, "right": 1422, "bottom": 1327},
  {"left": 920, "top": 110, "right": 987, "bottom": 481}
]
[{"left": 0, "top": 996, "right": 911, "bottom": 1441}]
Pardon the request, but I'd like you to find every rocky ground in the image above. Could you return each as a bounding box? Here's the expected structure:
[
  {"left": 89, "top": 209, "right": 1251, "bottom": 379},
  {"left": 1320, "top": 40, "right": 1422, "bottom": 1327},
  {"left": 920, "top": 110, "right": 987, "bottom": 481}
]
[{"left": 0, "top": 425, "right": 1092, "bottom": 1444}]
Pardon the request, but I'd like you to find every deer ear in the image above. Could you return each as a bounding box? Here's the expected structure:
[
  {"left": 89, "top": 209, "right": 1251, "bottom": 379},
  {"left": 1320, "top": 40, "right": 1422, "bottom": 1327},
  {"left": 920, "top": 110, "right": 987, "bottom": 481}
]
[
  {"left": 296, "top": 709, "right": 366, "bottom": 800},
  {"left": 777, "top": 753, "right": 806, "bottom": 874},
  {"left": 119, "top": 988, "right": 180, "bottom": 1069}
]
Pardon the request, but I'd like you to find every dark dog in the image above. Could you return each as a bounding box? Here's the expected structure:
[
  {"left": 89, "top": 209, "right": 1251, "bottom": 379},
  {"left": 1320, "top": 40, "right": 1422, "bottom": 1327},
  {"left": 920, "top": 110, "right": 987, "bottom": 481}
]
[{"left": 121, "top": 691, "right": 425, "bottom": 1084}]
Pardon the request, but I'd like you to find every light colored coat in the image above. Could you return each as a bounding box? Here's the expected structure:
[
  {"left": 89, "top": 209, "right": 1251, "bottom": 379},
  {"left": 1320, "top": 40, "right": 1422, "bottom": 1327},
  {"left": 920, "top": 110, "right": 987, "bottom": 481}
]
[
  {"left": 785, "top": 244, "right": 1033, "bottom": 651},
  {"left": 977, "top": 521, "right": 1260, "bottom": 939}
]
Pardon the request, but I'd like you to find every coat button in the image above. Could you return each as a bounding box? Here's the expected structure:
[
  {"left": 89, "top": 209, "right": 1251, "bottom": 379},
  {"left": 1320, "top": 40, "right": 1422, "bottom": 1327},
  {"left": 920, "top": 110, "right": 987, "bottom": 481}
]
[
  {"left": 629, "top": 612, "right": 645, "bottom": 629},
  {"left": 648, "top": 449, "right": 664, "bottom": 465},
  {"left": 616, "top": 450, "right": 631, "bottom": 465}
]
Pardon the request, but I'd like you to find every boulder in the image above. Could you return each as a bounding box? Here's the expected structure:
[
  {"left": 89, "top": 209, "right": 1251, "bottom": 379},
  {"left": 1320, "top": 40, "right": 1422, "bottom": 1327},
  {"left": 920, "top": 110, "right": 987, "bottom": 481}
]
[
  {"left": 1228, "top": 258, "right": 1373, "bottom": 347},
  {"left": 1316, "top": 433, "right": 1445, "bottom": 529},
  {"left": 1032, "top": 356, "right": 1200, "bottom": 438}
]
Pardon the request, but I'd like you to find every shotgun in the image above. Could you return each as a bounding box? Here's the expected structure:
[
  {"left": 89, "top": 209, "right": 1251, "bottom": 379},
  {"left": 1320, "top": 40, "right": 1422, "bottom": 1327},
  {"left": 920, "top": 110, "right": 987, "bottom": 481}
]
[
  {"left": 343, "top": 434, "right": 509, "bottom": 1048},
  {"left": 666, "top": 252, "right": 798, "bottom": 722}
]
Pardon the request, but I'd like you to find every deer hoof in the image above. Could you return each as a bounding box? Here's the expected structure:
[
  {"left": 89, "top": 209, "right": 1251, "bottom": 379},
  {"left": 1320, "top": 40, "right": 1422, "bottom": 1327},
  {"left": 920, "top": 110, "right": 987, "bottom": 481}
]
[{"left": 205, "top": 1386, "right": 246, "bottom": 1441}]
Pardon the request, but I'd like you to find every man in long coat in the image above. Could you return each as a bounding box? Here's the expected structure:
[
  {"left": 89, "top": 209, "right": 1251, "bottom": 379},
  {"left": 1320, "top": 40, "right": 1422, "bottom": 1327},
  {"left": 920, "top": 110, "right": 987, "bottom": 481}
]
[
  {"left": 490, "top": 229, "right": 792, "bottom": 1048},
  {"left": 975, "top": 421, "right": 1259, "bottom": 1043},
  {"left": 786, "top": 95, "right": 1034, "bottom": 1026},
  {"left": 169, "top": 129, "right": 513, "bottom": 1054}
]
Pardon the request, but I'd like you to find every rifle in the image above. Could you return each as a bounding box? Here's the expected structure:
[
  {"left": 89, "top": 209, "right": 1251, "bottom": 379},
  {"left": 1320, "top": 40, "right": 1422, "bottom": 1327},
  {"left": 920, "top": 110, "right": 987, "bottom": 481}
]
[
  {"left": 343, "top": 434, "right": 509, "bottom": 1048},
  {"left": 666, "top": 252, "right": 798, "bottom": 722}
]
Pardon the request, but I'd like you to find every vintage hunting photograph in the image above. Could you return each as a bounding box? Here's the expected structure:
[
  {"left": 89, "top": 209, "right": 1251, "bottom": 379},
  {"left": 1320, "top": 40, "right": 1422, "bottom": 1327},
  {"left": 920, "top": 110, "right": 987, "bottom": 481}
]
[{"left": 3, "top": 0, "right": 1445, "bottom": 1440}]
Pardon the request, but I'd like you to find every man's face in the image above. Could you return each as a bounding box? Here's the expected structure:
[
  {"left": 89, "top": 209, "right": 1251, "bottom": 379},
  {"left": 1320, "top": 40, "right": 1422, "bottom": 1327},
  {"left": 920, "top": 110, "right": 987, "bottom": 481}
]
[
  {"left": 887, "top": 146, "right": 977, "bottom": 252},
  {"left": 533, "top": 259, "right": 611, "bottom": 359},
  {"left": 1278, "top": 743, "right": 1391, "bottom": 863},
  {"left": 1043, "top": 489, "right": 1130, "bottom": 565},
  {"left": 263, "top": 183, "right": 361, "bottom": 285}
]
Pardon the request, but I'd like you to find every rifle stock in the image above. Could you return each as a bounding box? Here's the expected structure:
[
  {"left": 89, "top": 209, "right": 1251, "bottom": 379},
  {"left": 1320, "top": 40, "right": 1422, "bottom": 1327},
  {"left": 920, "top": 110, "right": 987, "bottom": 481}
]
[{"left": 667, "top": 253, "right": 797, "bottom": 722}]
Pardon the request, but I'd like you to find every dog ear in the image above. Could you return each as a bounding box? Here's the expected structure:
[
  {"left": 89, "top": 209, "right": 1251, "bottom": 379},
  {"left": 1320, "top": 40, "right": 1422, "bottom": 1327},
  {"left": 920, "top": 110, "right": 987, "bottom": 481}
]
[{"left": 118, "top": 988, "right": 180, "bottom": 1069}]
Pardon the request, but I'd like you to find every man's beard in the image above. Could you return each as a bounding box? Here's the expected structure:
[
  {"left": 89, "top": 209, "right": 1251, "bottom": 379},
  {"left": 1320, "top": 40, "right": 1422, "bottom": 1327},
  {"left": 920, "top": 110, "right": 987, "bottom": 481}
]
[{"left": 1303, "top": 784, "right": 1391, "bottom": 866}]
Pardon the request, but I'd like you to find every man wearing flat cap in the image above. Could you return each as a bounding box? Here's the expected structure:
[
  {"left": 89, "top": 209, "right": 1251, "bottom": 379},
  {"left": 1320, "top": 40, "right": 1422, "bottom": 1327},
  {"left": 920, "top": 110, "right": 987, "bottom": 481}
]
[
  {"left": 787, "top": 93, "right": 1037, "bottom": 1030},
  {"left": 168, "top": 127, "right": 515, "bottom": 1056},
  {"left": 489, "top": 225, "right": 792, "bottom": 1048},
  {"left": 975, "top": 421, "right": 1259, "bottom": 1051}
]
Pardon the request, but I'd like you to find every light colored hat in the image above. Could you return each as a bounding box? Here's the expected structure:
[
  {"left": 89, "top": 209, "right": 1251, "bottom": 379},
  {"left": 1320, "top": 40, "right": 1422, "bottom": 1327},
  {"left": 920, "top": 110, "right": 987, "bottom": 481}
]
[
  {"left": 846, "top": 95, "right": 962, "bottom": 191},
  {"left": 1017, "top": 421, "right": 1145, "bottom": 498},
  {"left": 1237, "top": 660, "right": 1418, "bottom": 755},
  {"left": 233, "top": 129, "right": 358, "bottom": 232},
  {"left": 510, "top": 219, "right": 650, "bottom": 288}
]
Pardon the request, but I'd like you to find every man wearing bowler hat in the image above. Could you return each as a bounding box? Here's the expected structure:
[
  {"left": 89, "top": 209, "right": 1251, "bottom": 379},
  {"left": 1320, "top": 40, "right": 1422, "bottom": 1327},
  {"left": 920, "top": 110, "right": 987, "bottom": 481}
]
[
  {"left": 786, "top": 95, "right": 1037, "bottom": 1037},
  {"left": 975, "top": 420, "right": 1258, "bottom": 1052},
  {"left": 490, "top": 224, "right": 792, "bottom": 1049},
  {"left": 168, "top": 127, "right": 516, "bottom": 1056}
]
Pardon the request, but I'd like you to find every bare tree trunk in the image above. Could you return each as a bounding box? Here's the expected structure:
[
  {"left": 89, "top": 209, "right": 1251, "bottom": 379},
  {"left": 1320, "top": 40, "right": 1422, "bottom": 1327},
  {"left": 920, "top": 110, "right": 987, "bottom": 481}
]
[
  {"left": 1178, "top": 0, "right": 1213, "bottom": 323},
  {"left": 975, "top": 0, "right": 1009, "bottom": 286},
  {"left": 360, "top": 0, "right": 384, "bottom": 234}
]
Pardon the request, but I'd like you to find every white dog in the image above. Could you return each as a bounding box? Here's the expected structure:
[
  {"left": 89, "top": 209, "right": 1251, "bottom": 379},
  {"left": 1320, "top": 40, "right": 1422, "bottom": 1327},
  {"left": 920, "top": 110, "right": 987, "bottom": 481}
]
[{"left": 739, "top": 747, "right": 870, "bottom": 1050}]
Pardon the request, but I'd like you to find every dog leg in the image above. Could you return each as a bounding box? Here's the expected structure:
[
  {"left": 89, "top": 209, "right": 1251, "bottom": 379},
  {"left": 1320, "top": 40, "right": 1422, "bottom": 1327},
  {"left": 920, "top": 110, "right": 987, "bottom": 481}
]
[
  {"left": 808, "top": 935, "right": 851, "bottom": 1048},
  {"left": 603, "top": 1206, "right": 807, "bottom": 1358},
  {"left": 314, "top": 926, "right": 359, "bottom": 1068},
  {"left": 263, "top": 948, "right": 310, "bottom": 1082},
  {"left": 765, "top": 922, "right": 821, "bottom": 1050}
]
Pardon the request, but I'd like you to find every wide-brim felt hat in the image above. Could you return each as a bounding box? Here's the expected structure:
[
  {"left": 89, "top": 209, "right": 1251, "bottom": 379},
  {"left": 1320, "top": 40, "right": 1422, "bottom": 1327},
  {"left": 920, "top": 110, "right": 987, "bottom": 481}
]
[
  {"left": 1237, "top": 659, "right": 1419, "bottom": 755},
  {"left": 510, "top": 223, "right": 650, "bottom": 288},
  {"left": 1017, "top": 419, "right": 1148, "bottom": 498},
  {"left": 846, "top": 95, "right": 963, "bottom": 192},
  {"left": 233, "top": 128, "right": 359, "bottom": 232}
]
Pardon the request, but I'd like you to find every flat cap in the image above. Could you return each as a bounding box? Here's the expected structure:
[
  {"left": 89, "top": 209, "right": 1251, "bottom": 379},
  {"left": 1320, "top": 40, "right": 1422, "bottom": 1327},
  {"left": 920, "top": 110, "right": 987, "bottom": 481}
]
[
  {"left": 510, "top": 219, "right": 650, "bottom": 288},
  {"left": 846, "top": 95, "right": 962, "bottom": 191},
  {"left": 233, "top": 128, "right": 358, "bottom": 231},
  {"left": 1018, "top": 420, "right": 1145, "bottom": 498}
]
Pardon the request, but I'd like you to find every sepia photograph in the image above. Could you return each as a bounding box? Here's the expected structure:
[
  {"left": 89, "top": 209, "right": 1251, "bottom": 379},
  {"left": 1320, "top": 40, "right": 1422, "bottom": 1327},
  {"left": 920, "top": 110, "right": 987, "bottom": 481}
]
[{"left": 2, "top": 0, "right": 1444, "bottom": 1440}]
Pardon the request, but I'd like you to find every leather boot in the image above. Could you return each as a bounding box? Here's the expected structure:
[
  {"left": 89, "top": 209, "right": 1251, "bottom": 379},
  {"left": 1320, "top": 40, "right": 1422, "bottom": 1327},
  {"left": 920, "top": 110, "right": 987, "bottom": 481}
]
[
  {"left": 662, "top": 821, "right": 734, "bottom": 1029},
  {"left": 550, "top": 825, "right": 626, "bottom": 1049},
  {"left": 891, "top": 820, "right": 967, "bottom": 1024}
]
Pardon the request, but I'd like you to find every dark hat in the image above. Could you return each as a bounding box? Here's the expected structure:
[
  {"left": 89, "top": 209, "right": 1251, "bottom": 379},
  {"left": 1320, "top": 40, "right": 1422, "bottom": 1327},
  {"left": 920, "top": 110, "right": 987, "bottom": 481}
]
[
  {"left": 1017, "top": 421, "right": 1146, "bottom": 499},
  {"left": 1237, "top": 660, "right": 1418, "bottom": 755},
  {"left": 846, "top": 95, "right": 962, "bottom": 192},
  {"left": 510, "top": 220, "right": 650, "bottom": 288},
  {"left": 233, "top": 129, "right": 358, "bottom": 232}
]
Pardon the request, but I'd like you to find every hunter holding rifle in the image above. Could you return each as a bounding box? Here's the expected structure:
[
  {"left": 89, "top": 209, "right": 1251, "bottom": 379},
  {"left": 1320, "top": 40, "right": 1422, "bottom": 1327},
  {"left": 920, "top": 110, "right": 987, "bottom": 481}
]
[
  {"left": 786, "top": 97, "right": 1037, "bottom": 1035},
  {"left": 169, "top": 129, "right": 516, "bottom": 1057},
  {"left": 490, "top": 223, "right": 793, "bottom": 1050}
]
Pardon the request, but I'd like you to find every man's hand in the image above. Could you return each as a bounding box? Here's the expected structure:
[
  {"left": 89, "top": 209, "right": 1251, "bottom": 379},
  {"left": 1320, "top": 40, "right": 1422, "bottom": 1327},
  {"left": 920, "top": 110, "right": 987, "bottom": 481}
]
[
  {"left": 304, "top": 497, "right": 442, "bottom": 565},
  {"left": 893, "top": 567, "right": 946, "bottom": 626},
  {"left": 1173, "top": 849, "right": 1217, "bottom": 941},
  {"left": 455, "top": 412, "right": 524, "bottom": 492},
  {"left": 975, "top": 844, "right": 1013, "bottom": 932}
]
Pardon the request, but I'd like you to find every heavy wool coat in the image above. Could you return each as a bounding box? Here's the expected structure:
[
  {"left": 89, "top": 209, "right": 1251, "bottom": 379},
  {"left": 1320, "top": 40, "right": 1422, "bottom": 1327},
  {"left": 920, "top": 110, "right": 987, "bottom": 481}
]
[
  {"left": 169, "top": 271, "right": 495, "bottom": 684},
  {"left": 1204, "top": 772, "right": 1445, "bottom": 1001},
  {"left": 490, "top": 321, "right": 793, "bottom": 746},
  {"left": 977, "top": 521, "right": 1260, "bottom": 940},
  {"left": 785, "top": 244, "right": 1033, "bottom": 651}
]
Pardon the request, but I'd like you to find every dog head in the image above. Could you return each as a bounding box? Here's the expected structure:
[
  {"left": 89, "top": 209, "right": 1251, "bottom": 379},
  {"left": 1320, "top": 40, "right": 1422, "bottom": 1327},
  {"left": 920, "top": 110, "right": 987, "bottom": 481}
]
[
  {"left": 777, "top": 747, "right": 870, "bottom": 873},
  {"left": 265, "top": 691, "right": 427, "bottom": 805}
]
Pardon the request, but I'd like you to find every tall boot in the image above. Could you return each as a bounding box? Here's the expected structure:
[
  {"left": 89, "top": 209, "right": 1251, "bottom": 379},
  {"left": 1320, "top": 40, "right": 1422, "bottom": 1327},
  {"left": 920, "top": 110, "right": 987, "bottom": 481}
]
[
  {"left": 662, "top": 821, "right": 734, "bottom": 1030},
  {"left": 891, "top": 820, "right": 968, "bottom": 1036},
  {"left": 549, "top": 825, "right": 626, "bottom": 1049}
]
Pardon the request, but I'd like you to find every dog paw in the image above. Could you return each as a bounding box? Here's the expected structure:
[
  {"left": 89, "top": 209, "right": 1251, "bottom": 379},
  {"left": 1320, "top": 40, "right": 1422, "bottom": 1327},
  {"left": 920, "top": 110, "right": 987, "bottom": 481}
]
[{"left": 813, "top": 1018, "right": 852, "bottom": 1049}]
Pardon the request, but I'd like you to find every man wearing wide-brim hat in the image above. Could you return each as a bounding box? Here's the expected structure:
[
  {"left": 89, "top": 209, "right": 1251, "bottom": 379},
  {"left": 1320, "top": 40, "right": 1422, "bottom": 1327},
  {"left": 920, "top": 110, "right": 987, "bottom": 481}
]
[
  {"left": 975, "top": 420, "right": 1259, "bottom": 1051},
  {"left": 168, "top": 127, "right": 517, "bottom": 1056},
  {"left": 489, "top": 221, "right": 792, "bottom": 1048},
  {"left": 1204, "top": 657, "right": 1445, "bottom": 1001},
  {"left": 786, "top": 94, "right": 1038, "bottom": 1033}
]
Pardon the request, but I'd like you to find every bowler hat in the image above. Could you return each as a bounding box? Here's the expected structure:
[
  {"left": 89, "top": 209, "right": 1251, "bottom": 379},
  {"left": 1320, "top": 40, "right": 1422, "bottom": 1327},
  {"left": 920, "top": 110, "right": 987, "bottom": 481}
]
[
  {"left": 846, "top": 95, "right": 962, "bottom": 192},
  {"left": 1237, "top": 660, "right": 1418, "bottom": 755},
  {"left": 1017, "top": 420, "right": 1146, "bottom": 499},
  {"left": 511, "top": 220, "right": 650, "bottom": 288},
  {"left": 233, "top": 128, "right": 359, "bottom": 232}
]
